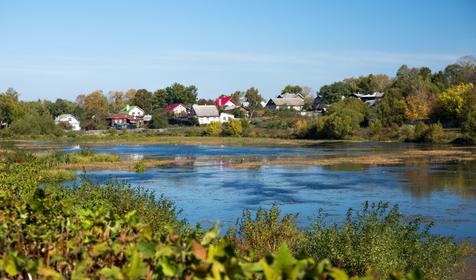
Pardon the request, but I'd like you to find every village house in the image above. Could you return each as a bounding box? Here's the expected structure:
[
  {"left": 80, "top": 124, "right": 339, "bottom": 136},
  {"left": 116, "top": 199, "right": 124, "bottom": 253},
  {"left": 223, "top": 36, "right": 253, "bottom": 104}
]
[
  {"left": 266, "top": 97, "right": 304, "bottom": 111},
  {"left": 119, "top": 105, "right": 145, "bottom": 117},
  {"left": 54, "top": 114, "right": 81, "bottom": 131},
  {"left": 164, "top": 103, "right": 188, "bottom": 117},
  {"left": 350, "top": 92, "right": 384, "bottom": 106},
  {"left": 191, "top": 105, "right": 220, "bottom": 125},
  {"left": 214, "top": 96, "right": 237, "bottom": 110},
  {"left": 220, "top": 112, "right": 235, "bottom": 123},
  {"left": 106, "top": 113, "right": 142, "bottom": 128},
  {"left": 191, "top": 104, "right": 236, "bottom": 125}
]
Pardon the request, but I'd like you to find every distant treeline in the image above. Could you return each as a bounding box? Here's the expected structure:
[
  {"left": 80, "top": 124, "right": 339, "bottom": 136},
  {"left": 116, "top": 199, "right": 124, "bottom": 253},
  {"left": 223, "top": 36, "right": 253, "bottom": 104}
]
[{"left": 0, "top": 56, "right": 475, "bottom": 141}]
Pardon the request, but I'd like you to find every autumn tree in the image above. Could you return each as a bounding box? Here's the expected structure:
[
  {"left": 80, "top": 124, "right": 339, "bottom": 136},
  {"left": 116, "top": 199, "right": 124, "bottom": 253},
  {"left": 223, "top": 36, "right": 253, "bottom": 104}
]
[
  {"left": 434, "top": 83, "right": 474, "bottom": 125},
  {"left": 76, "top": 90, "right": 109, "bottom": 130},
  {"left": 405, "top": 90, "right": 434, "bottom": 121},
  {"left": 108, "top": 91, "right": 127, "bottom": 112}
]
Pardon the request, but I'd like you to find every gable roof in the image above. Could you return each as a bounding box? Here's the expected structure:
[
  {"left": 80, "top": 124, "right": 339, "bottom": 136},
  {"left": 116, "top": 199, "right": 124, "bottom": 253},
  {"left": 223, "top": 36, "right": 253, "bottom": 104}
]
[
  {"left": 214, "top": 96, "right": 236, "bottom": 107},
  {"left": 351, "top": 92, "right": 384, "bottom": 99},
  {"left": 278, "top": 93, "right": 304, "bottom": 99},
  {"left": 192, "top": 105, "right": 219, "bottom": 117},
  {"left": 119, "top": 105, "right": 144, "bottom": 114},
  {"left": 55, "top": 114, "right": 79, "bottom": 123},
  {"left": 268, "top": 97, "right": 305, "bottom": 106},
  {"left": 164, "top": 103, "right": 184, "bottom": 112}
]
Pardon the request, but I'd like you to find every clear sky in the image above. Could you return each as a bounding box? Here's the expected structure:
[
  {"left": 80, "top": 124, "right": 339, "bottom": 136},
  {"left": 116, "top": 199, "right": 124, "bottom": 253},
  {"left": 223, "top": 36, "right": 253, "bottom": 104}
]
[{"left": 1, "top": 0, "right": 475, "bottom": 101}]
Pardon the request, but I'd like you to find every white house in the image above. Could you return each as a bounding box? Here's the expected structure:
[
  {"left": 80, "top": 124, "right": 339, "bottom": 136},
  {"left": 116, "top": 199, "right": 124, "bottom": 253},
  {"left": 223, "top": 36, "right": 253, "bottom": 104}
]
[
  {"left": 219, "top": 112, "right": 235, "bottom": 123},
  {"left": 165, "top": 103, "right": 188, "bottom": 116},
  {"left": 119, "top": 105, "right": 145, "bottom": 117},
  {"left": 350, "top": 92, "right": 384, "bottom": 106},
  {"left": 191, "top": 105, "right": 220, "bottom": 125},
  {"left": 55, "top": 114, "right": 81, "bottom": 131}
]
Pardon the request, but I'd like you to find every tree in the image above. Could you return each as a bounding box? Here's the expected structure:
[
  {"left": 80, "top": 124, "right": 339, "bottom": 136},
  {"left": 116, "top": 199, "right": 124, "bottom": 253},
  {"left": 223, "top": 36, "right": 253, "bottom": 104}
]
[
  {"left": 131, "top": 89, "right": 154, "bottom": 113},
  {"left": 76, "top": 90, "right": 109, "bottom": 130},
  {"left": 435, "top": 83, "right": 473, "bottom": 123},
  {"left": 108, "top": 91, "right": 127, "bottom": 112},
  {"left": 405, "top": 90, "right": 434, "bottom": 121},
  {"left": 281, "top": 85, "right": 302, "bottom": 94},
  {"left": 244, "top": 87, "right": 263, "bottom": 118},
  {"left": 153, "top": 89, "right": 167, "bottom": 109},
  {"left": 163, "top": 83, "right": 198, "bottom": 105},
  {"left": 231, "top": 91, "right": 244, "bottom": 104},
  {"left": 318, "top": 82, "right": 352, "bottom": 104},
  {"left": 0, "top": 89, "right": 24, "bottom": 127},
  {"left": 197, "top": 98, "right": 214, "bottom": 105},
  {"left": 48, "top": 99, "right": 79, "bottom": 117},
  {"left": 375, "top": 89, "right": 407, "bottom": 126}
]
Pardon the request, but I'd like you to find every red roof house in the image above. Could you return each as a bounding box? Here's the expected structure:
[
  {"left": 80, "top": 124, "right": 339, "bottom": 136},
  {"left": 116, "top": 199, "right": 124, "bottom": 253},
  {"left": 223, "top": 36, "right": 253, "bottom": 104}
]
[
  {"left": 214, "top": 96, "right": 237, "bottom": 108},
  {"left": 164, "top": 103, "right": 188, "bottom": 116}
]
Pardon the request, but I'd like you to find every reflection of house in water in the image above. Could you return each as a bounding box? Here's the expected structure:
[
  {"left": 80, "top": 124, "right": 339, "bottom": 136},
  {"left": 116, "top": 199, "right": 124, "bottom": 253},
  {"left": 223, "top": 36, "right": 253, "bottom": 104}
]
[{"left": 127, "top": 153, "right": 144, "bottom": 160}]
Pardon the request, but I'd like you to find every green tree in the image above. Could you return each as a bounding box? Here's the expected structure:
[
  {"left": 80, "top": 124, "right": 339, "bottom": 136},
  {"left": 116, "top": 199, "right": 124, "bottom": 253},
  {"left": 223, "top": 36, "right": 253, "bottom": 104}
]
[
  {"left": 131, "top": 89, "right": 154, "bottom": 113},
  {"left": 375, "top": 90, "right": 407, "bottom": 126},
  {"left": 281, "top": 85, "right": 303, "bottom": 94},
  {"left": 319, "top": 82, "right": 352, "bottom": 104},
  {"left": 0, "top": 88, "right": 24, "bottom": 127},
  {"left": 163, "top": 83, "right": 198, "bottom": 105},
  {"left": 244, "top": 87, "right": 263, "bottom": 118}
]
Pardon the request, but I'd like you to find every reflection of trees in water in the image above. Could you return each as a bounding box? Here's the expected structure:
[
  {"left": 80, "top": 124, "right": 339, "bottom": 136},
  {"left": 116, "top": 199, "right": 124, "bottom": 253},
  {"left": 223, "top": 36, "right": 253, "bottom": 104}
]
[{"left": 401, "top": 161, "right": 476, "bottom": 199}]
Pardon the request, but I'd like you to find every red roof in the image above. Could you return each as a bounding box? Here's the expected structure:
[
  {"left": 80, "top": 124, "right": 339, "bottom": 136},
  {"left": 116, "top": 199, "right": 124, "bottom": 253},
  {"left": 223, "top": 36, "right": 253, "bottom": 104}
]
[
  {"left": 108, "top": 114, "right": 135, "bottom": 120},
  {"left": 164, "top": 103, "right": 182, "bottom": 112},
  {"left": 214, "top": 96, "right": 236, "bottom": 107}
]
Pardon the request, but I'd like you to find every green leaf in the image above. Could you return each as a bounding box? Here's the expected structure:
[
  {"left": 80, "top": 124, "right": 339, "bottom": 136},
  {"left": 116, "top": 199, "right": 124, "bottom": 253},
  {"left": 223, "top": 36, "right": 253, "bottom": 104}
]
[
  {"left": 123, "top": 251, "right": 147, "bottom": 279},
  {"left": 100, "top": 266, "right": 125, "bottom": 280}
]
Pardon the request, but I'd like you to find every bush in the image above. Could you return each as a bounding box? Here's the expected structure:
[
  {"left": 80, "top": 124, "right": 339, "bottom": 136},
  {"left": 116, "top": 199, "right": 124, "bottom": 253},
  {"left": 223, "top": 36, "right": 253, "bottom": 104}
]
[
  {"left": 224, "top": 119, "right": 243, "bottom": 136},
  {"left": 411, "top": 122, "right": 444, "bottom": 143},
  {"left": 228, "top": 203, "right": 304, "bottom": 259},
  {"left": 133, "top": 160, "right": 145, "bottom": 173},
  {"left": 303, "top": 202, "right": 468, "bottom": 279},
  {"left": 322, "top": 113, "right": 355, "bottom": 139},
  {"left": 205, "top": 121, "right": 222, "bottom": 136}
]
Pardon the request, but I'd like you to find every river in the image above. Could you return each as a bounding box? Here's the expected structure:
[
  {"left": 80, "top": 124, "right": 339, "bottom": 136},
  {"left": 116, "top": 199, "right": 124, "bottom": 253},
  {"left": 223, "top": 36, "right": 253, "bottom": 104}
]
[{"left": 63, "top": 142, "right": 476, "bottom": 243}]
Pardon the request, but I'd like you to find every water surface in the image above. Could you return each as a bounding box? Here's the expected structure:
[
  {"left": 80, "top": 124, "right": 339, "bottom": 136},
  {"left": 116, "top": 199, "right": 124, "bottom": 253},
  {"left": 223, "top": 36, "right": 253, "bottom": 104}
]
[{"left": 66, "top": 142, "right": 476, "bottom": 242}]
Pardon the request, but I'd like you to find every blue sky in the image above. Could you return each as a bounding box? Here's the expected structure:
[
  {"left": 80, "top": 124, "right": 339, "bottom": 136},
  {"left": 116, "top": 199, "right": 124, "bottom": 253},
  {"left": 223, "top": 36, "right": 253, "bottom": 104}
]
[{"left": 1, "top": 0, "right": 475, "bottom": 101}]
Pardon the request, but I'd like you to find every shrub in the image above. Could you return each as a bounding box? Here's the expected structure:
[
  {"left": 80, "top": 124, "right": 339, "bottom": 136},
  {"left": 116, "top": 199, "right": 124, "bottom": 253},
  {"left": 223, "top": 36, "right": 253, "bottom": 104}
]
[
  {"left": 134, "top": 160, "right": 145, "bottom": 173},
  {"left": 225, "top": 119, "right": 243, "bottom": 136},
  {"left": 322, "top": 113, "right": 355, "bottom": 139},
  {"left": 205, "top": 121, "right": 222, "bottom": 136},
  {"left": 228, "top": 204, "right": 304, "bottom": 259},
  {"left": 303, "top": 202, "right": 468, "bottom": 279}
]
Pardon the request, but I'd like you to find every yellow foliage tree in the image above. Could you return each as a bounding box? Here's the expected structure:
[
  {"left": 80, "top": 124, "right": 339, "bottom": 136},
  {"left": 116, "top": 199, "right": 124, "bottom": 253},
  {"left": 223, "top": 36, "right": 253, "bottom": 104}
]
[
  {"left": 405, "top": 90, "right": 433, "bottom": 120},
  {"left": 436, "top": 83, "right": 473, "bottom": 120}
]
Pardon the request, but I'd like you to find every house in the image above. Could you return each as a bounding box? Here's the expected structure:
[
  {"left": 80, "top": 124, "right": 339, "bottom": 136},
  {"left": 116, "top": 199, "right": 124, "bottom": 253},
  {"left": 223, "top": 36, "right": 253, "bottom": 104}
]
[
  {"left": 164, "top": 103, "right": 188, "bottom": 117},
  {"left": 119, "top": 105, "right": 145, "bottom": 117},
  {"left": 266, "top": 97, "right": 305, "bottom": 111},
  {"left": 54, "top": 114, "right": 81, "bottom": 131},
  {"left": 214, "top": 96, "right": 237, "bottom": 110},
  {"left": 350, "top": 92, "right": 384, "bottom": 106},
  {"left": 220, "top": 112, "right": 235, "bottom": 123},
  {"left": 191, "top": 105, "right": 220, "bottom": 125},
  {"left": 107, "top": 113, "right": 143, "bottom": 128}
]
